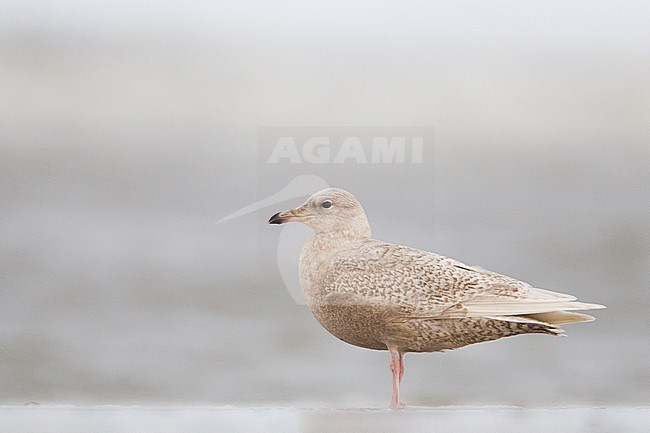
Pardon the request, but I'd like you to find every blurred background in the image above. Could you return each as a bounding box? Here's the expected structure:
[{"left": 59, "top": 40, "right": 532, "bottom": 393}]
[{"left": 0, "top": 0, "right": 648, "bottom": 407}]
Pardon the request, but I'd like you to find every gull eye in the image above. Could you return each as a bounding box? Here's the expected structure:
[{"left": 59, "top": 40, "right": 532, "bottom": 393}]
[{"left": 322, "top": 200, "right": 332, "bottom": 209}]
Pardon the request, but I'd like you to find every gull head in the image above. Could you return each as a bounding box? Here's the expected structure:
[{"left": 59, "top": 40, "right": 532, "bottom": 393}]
[{"left": 269, "top": 188, "right": 371, "bottom": 238}]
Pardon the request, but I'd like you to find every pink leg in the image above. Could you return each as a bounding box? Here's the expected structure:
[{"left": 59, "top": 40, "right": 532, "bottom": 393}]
[{"left": 389, "top": 348, "right": 406, "bottom": 408}]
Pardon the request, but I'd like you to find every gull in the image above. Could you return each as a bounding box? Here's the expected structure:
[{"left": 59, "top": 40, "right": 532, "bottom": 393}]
[{"left": 269, "top": 188, "right": 605, "bottom": 408}]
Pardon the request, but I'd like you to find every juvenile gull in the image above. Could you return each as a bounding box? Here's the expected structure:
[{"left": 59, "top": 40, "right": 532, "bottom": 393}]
[{"left": 269, "top": 188, "right": 605, "bottom": 408}]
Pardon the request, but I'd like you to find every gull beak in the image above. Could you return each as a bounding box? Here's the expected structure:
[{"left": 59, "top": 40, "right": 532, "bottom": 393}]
[{"left": 268, "top": 209, "right": 301, "bottom": 224}]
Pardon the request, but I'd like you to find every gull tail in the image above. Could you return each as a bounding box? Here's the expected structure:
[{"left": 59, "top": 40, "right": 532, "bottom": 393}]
[{"left": 475, "top": 292, "right": 605, "bottom": 335}]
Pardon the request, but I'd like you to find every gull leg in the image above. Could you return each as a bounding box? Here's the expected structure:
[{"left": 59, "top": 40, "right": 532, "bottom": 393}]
[{"left": 389, "top": 348, "right": 405, "bottom": 408}]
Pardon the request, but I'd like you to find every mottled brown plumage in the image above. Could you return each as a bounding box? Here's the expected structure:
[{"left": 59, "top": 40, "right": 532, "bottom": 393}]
[{"left": 269, "top": 187, "right": 604, "bottom": 407}]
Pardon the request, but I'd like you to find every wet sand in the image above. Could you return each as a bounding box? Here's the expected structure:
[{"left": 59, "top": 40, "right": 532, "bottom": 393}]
[{"left": 1, "top": 405, "right": 647, "bottom": 433}]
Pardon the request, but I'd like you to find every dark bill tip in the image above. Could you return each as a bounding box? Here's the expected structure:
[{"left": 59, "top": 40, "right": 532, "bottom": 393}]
[{"left": 268, "top": 211, "right": 284, "bottom": 224}]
